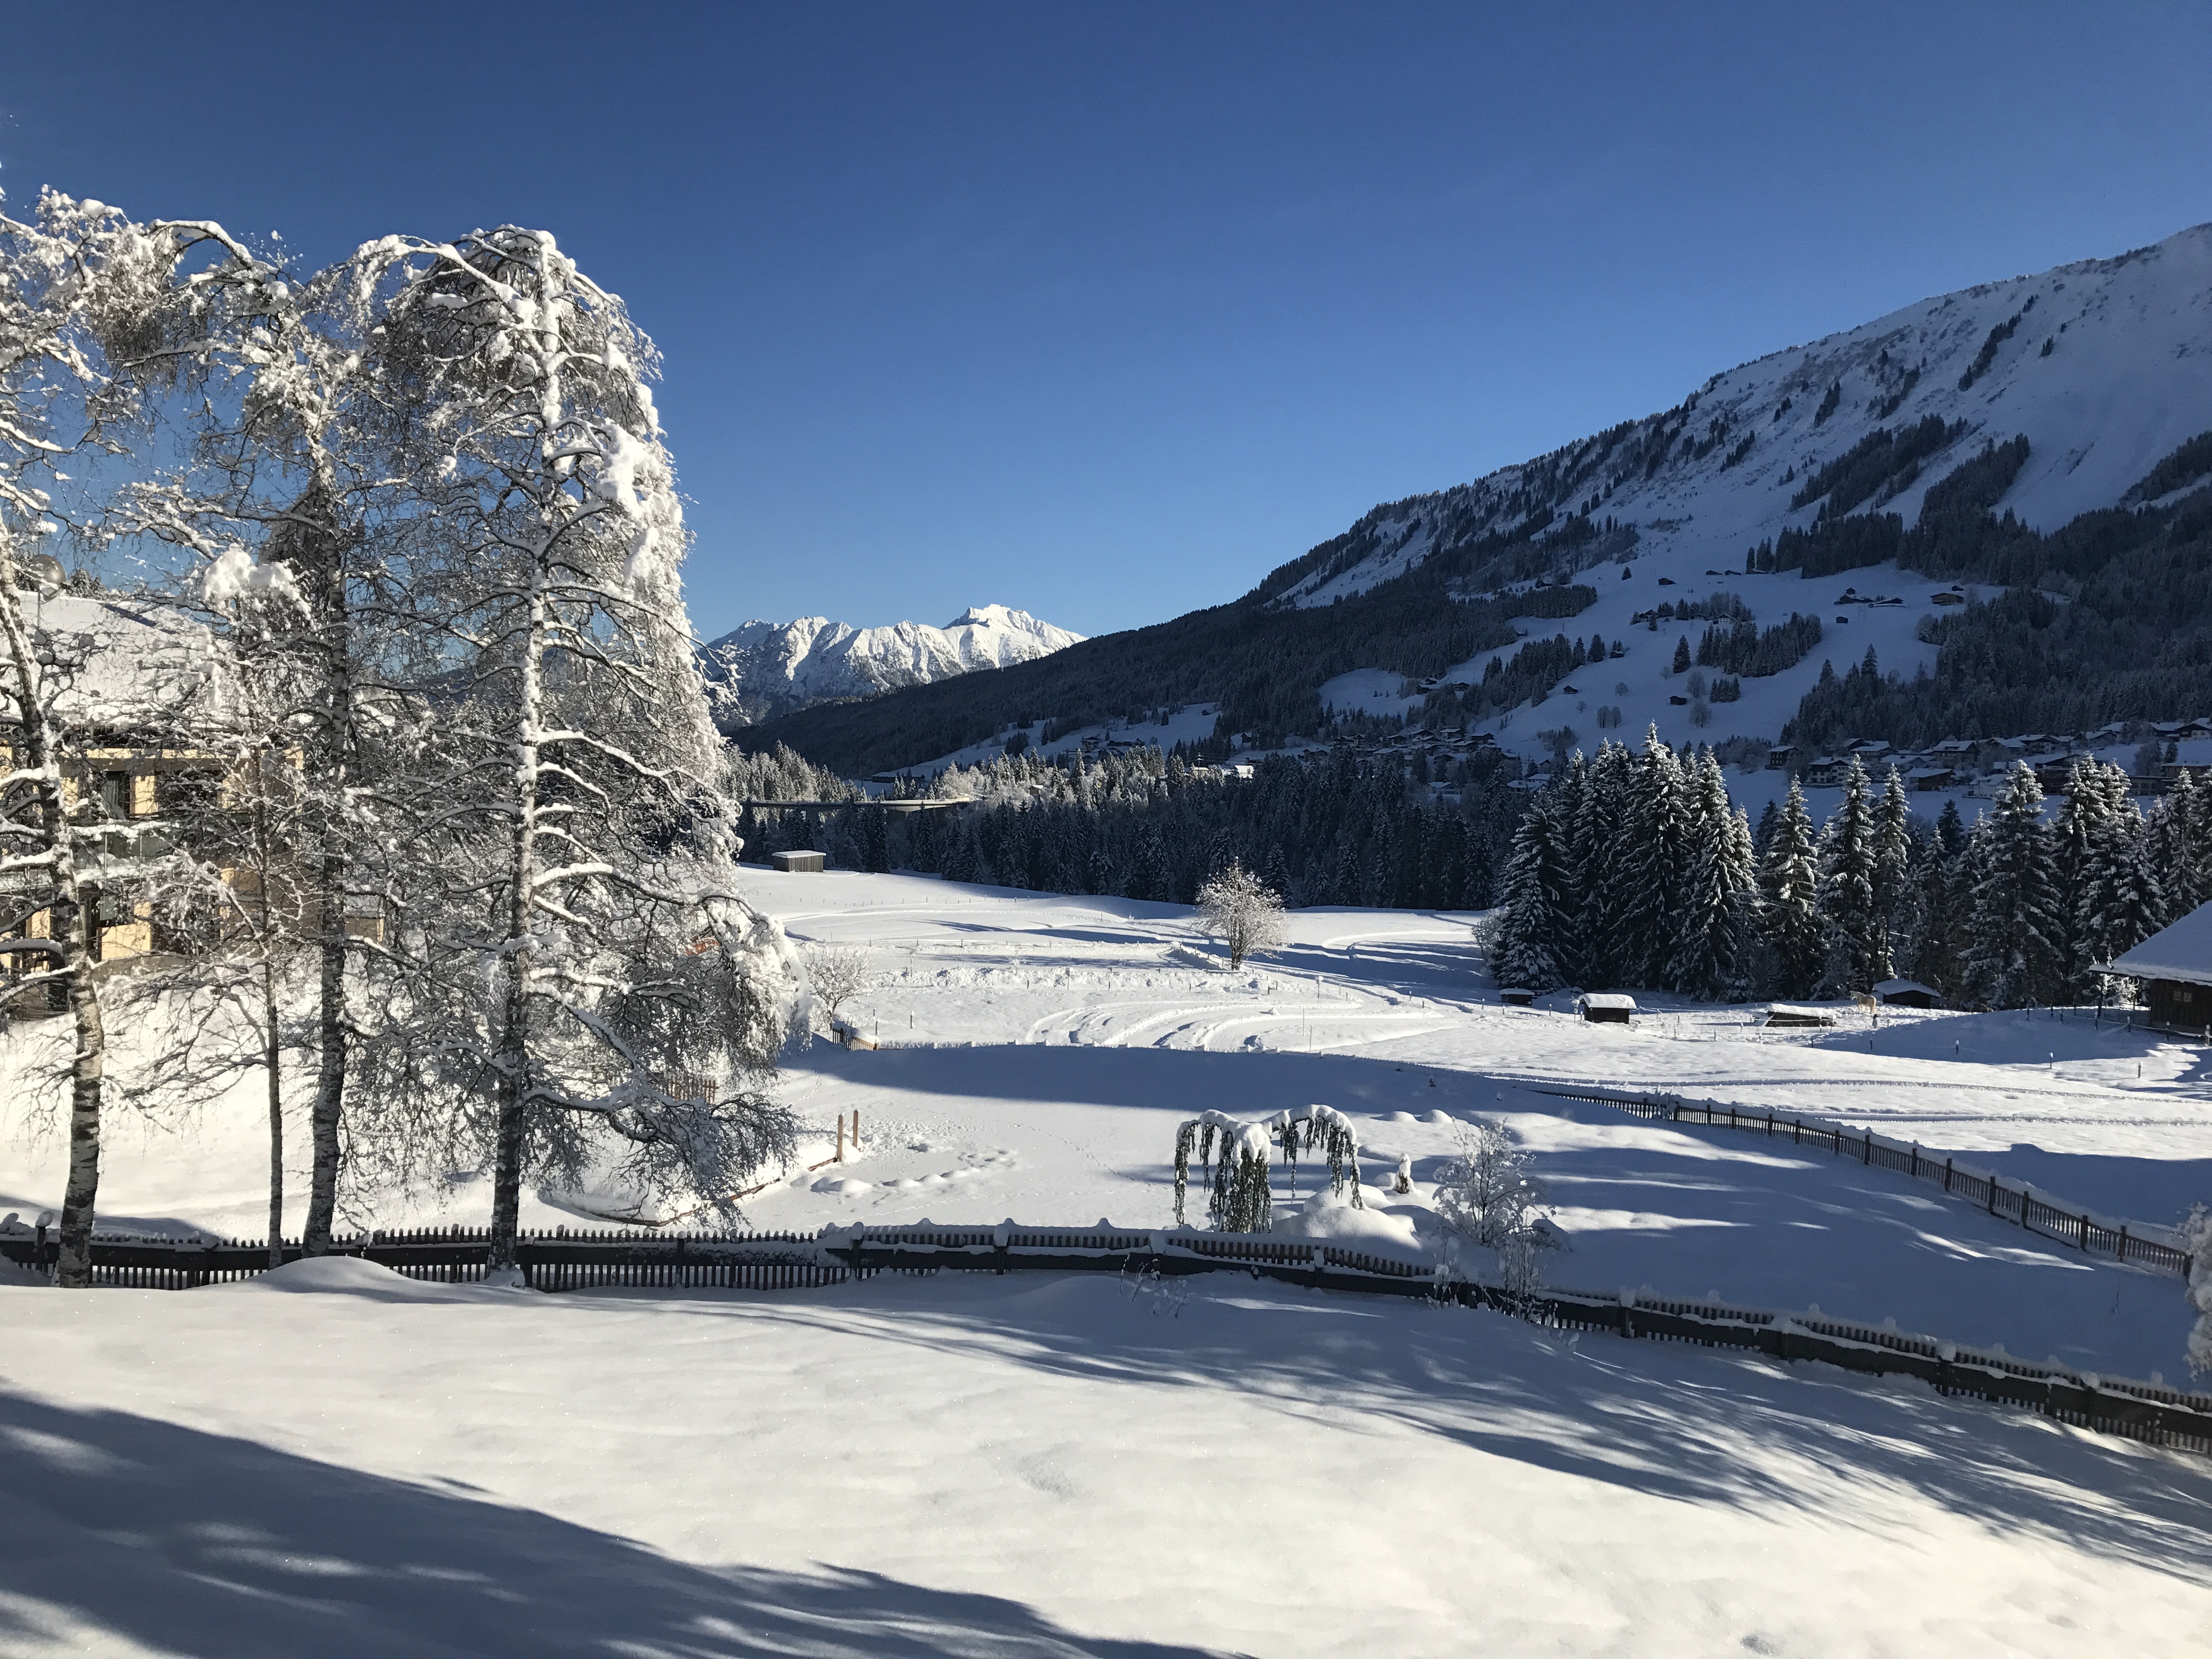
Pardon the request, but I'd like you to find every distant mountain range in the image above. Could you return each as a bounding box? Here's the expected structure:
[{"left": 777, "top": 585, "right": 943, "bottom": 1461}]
[
  {"left": 738, "top": 223, "right": 2212, "bottom": 778},
  {"left": 699, "top": 605, "right": 1082, "bottom": 730}
]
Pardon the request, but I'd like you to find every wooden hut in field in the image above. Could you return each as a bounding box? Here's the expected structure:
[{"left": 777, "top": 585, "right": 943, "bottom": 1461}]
[
  {"left": 2109, "top": 901, "right": 2212, "bottom": 1038},
  {"left": 1577, "top": 992, "right": 1635, "bottom": 1024},
  {"left": 1874, "top": 978, "right": 1943, "bottom": 1009}
]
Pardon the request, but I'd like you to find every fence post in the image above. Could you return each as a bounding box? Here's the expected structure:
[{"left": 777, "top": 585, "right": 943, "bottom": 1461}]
[
  {"left": 1863, "top": 1130, "right": 1872, "bottom": 1165},
  {"left": 1943, "top": 1156, "right": 1953, "bottom": 1193},
  {"left": 2119, "top": 1224, "right": 2129, "bottom": 1264}
]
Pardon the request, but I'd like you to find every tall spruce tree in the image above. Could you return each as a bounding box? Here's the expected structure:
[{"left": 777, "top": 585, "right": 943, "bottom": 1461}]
[
  {"left": 2073, "top": 761, "right": 2163, "bottom": 983},
  {"left": 1668, "top": 753, "right": 1759, "bottom": 998},
  {"left": 1490, "top": 798, "right": 1570, "bottom": 991},
  {"left": 1962, "top": 762, "right": 2066, "bottom": 1008},
  {"left": 1815, "top": 757, "right": 1888, "bottom": 995},
  {"left": 1871, "top": 765, "right": 1911, "bottom": 964},
  {"left": 1615, "top": 729, "right": 1688, "bottom": 986},
  {"left": 1758, "top": 778, "right": 1823, "bottom": 997}
]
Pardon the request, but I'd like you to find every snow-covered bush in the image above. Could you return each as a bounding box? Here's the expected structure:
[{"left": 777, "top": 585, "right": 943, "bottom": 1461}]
[
  {"left": 1192, "top": 860, "right": 1285, "bottom": 970},
  {"left": 805, "top": 946, "right": 873, "bottom": 1028},
  {"left": 2184, "top": 1205, "right": 2212, "bottom": 1377},
  {"left": 1433, "top": 1119, "right": 1556, "bottom": 1299}
]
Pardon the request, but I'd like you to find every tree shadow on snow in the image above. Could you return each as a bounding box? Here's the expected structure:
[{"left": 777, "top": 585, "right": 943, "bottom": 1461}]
[
  {"left": 696, "top": 1274, "right": 2212, "bottom": 1589},
  {"left": 0, "top": 1390, "right": 1234, "bottom": 1659}
]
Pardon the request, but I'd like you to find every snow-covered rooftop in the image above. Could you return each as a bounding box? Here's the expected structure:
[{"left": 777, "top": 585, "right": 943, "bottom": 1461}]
[{"left": 2109, "top": 901, "right": 2212, "bottom": 985}]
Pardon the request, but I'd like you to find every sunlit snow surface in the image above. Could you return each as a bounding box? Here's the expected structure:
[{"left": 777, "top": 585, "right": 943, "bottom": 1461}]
[{"left": 5, "top": 870, "right": 2212, "bottom": 1654}]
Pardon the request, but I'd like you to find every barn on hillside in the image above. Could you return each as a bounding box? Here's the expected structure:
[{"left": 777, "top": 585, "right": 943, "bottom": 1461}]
[{"left": 2109, "top": 900, "right": 2212, "bottom": 1037}]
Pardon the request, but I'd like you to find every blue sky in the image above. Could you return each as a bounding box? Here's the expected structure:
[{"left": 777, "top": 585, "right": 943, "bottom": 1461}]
[{"left": 7, "top": 2, "right": 2211, "bottom": 640}]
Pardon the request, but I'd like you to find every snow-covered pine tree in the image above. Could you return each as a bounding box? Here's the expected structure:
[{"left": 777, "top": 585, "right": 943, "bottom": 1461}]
[
  {"left": 1893, "top": 827, "right": 1962, "bottom": 998},
  {"left": 1569, "top": 743, "right": 1629, "bottom": 986},
  {"left": 370, "top": 228, "right": 802, "bottom": 1274},
  {"left": 2146, "top": 768, "right": 2206, "bottom": 923},
  {"left": 1961, "top": 761, "right": 2067, "bottom": 1009},
  {"left": 1815, "top": 756, "right": 1888, "bottom": 996},
  {"left": 2072, "top": 761, "right": 2163, "bottom": 986},
  {"left": 1757, "top": 777, "right": 1822, "bottom": 997},
  {"left": 1615, "top": 729, "right": 1688, "bottom": 987},
  {"left": 1871, "top": 764, "right": 1911, "bottom": 963},
  {"left": 2053, "top": 760, "right": 2115, "bottom": 997},
  {"left": 1490, "top": 793, "right": 1570, "bottom": 991},
  {"left": 1668, "top": 753, "right": 1759, "bottom": 999}
]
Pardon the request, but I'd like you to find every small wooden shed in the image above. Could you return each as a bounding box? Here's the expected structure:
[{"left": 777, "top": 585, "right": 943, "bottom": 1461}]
[
  {"left": 1499, "top": 988, "right": 1536, "bottom": 1007},
  {"left": 2109, "top": 900, "right": 2212, "bottom": 1037},
  {"left": 1874, "top": 978, "right": 1942, "bottom": 1009},
  {"left": 771, "top": 849, "right": 827, "bottom": 873},
  {"left": 1578, "top": 992, "right": 1635, "bottom": 1024},
  {"left": 1763, "top": 1004, "right": 1836, "bottom": 1029}
]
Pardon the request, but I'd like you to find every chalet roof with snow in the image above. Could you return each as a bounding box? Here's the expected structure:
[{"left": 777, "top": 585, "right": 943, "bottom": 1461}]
[
  {"left": 1873, "top": 979, "right": 1938, "bottom": 997},
  {"left": 1579, "top": 992, "right": 1638, "bottom": 1010},
  {"left": 2108, "top": 901, "right": 2212, "bottom": 987}
]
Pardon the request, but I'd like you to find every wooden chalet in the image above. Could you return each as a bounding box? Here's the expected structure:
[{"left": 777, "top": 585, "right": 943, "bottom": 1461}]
[{"left": 2109, "top": 901, "right": 2212, "bottom": 1039}]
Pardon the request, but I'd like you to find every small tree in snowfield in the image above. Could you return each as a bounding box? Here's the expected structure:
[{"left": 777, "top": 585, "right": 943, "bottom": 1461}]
[{"left": 1194, "top": 860, "right": 1285, "bottom": 970}]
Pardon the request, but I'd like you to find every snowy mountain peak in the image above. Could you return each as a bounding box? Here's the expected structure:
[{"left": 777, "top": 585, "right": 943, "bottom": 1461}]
[{"left": 701, "top": 605, "right": 1084, "bottom": 730}]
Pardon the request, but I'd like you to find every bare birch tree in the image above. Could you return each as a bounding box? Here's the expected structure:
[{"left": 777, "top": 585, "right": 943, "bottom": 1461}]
[
  {"left": 0, "top": 191, "right": 253, "bottom": 1284},
  {"left": 362, "top": 229, "right": 799, "bottom": 1275}
]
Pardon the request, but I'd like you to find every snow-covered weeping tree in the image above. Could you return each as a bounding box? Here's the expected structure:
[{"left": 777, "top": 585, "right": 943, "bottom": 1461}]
[
  {"left": 0, "top": 191, "right": 250, "bottom": 1285},
  {"left": 1171, "top": 1105, "right": 1361, "bottom": 1231},
  {"left": 366, "top": 229, "right": 800, "bottom": 1272},
  {"left": 1192, "top": 859, "right": 1285, "bottom": 970}
]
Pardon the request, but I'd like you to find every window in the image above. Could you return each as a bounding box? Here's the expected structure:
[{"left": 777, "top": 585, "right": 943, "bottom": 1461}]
[{"left": 96, "top": 771, "right": 131, "bottom": 820}]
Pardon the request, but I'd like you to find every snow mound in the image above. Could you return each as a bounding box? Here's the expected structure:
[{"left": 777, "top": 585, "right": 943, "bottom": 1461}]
[
  {"left": 224, "top": 1256, "right": 488, "bottom": 1300},
  {"left": 1274, "top": 1190, "right": 1430, "bottom": 1259},
  {"left": 811, "top": 1177, "right": 873, "bottom": 1195}
]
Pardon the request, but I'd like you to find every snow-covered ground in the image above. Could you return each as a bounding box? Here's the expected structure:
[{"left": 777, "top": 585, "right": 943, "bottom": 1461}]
[
  {"left": 7, "top": 870, "right": 2212, "bottom": 1655},
  {"left": 9, "top": 1256, "right": 2212, "bottom": 1657}
]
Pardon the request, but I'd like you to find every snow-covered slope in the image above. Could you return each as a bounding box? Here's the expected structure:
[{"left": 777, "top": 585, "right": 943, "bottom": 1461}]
[
  {"left": 700, "top": 604, "right": 1083, "bottom": 730},
  {"left": 1252, "top": 223, "right": 2212, "bottom": 769},
  {"left": 1278, "top": 223, "right": 2212, "bottom": 612}
]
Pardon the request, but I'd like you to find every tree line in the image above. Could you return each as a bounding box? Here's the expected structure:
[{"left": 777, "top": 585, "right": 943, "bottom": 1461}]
[
  {"left": 740, "top": 742, "right": 1517, "bottom": 915},
  {"left": 1492, "top": 730, "right": 2204, "bottom": 1008}
]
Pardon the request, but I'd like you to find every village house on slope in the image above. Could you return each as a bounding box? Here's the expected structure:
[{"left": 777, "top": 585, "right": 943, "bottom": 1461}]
[{"left": 2109, "top": 899, "right": 2212, "bottom": 1039}]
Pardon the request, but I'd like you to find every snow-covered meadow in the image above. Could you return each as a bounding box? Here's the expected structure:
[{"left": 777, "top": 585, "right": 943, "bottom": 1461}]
[{"left": 7, "top": 868, "right": 2212, "bottom": 1655}]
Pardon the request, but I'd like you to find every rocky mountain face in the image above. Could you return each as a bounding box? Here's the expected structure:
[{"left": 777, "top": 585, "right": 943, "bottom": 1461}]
[{"left": 700, "top": 605, "right": 1082, "bottom": 730}]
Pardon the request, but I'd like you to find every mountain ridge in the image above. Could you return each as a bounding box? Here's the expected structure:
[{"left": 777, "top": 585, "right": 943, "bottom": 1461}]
[
  {"left": 700, "top": 603, "right": 1082, "bottom": 730},
  {"left": 737, "top": 223, "right": 2212, "bottom": 777}
]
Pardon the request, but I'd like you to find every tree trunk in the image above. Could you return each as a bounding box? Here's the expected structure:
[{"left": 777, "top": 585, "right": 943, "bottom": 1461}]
[
  {"left": 0, "top": 527, "right": 106, "bottom": 1288},
  {"left": 264, "top": 956, "right": 284, "bottom": 1268},
  {"left": 487, "top": 564, "right": 550, "bottom": 1276},
  {"left": 302, "top": 583, "right": 353, "bottom": 1256},
  {"left": 304, "top": 913, "right": 346, "bottom": 1255}
]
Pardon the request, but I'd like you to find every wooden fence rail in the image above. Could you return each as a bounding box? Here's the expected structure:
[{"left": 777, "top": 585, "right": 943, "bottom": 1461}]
[
  {"left": 1536, "top": 1088, "right": 2193, "bottom": 1277},
  {"left": 5, "top": 1218, "right": 2209, "bottom": 1456}
]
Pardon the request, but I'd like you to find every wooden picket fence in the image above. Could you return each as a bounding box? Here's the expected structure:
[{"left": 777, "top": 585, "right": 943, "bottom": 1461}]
[
  {"left": 1537, "top": 1087, "right": 2194, "bottom": 1277},
  {"left": 5, "top": 1218, "right": 2210, "bottom": 1457}
]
